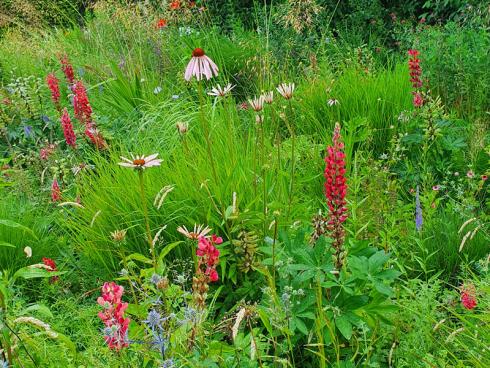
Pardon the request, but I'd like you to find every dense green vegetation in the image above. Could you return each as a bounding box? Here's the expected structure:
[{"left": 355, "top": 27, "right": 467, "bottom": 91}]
[{"left": 0, "top": 1, "right": 488, "bottom": 367}]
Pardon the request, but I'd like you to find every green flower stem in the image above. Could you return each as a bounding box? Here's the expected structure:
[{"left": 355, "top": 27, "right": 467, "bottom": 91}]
[{"left": 138, "top": 170, "right": 156, "bottom": 269}]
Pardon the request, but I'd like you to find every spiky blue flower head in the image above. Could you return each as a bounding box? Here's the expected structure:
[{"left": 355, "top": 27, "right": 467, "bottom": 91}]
[
  {"left": 150, "top": 273, "right": 162, "bottom": 285},
  {"left": 162, "top": 358, "right": 174, "bottom": 368},
  {"left": 415, "top": 186, "right": 423, "bottom": 231},
  {"left": 144, "top": 309, "right": 163, "bottom": 330}
]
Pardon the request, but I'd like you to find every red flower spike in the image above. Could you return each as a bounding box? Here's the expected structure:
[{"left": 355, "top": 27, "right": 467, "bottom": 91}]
[
  {"left": 46, "top": 73, "right": 61, "bottom": 109},
  {"left": 60, "top": 54, "right": 75, "bottom": 85},
  {"left": 324, "top": 123, "right": 348, "bottom": 269},
  {"left": 60, "top": 108, "right": 77, "bottom": 148}
]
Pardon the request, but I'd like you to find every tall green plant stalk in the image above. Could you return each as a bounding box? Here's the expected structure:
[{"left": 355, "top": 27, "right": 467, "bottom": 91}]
[
  {"left": 197, "top": 82, "right": 218, "bottom": 182},
  {"left": 138, "top": 170, "right": 155, "bottom": 269},
  {"left": 285, "top": 100, "right": 296, "bottom": 219}
]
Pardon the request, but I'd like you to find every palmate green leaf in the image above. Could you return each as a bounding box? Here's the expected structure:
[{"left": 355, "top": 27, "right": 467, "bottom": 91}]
[
  {"left": 368, "top": 251, "right": 390, "bottom": 273},
  {"left": 0, "top": 219, "right": 38, "bottom": 240},
  {"left": 335, "top": 315, "right": 353, "bottom": 340}
]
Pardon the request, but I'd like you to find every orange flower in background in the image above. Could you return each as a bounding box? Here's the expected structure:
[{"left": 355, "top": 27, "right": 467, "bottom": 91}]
[
  {"left": 170, "top": 1, "right": 181, "bottom": 10},
  {"left": 156, "top": 18, "right": 167, "bottom": 29}
]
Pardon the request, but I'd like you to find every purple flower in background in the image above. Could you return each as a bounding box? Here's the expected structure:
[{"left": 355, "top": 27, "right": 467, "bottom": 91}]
[
  {"left": 415, "top": 186, "right": 423, "bottom": 231},
  {"left": 23, "top": 125, "right": 33, "bottom": 137}
]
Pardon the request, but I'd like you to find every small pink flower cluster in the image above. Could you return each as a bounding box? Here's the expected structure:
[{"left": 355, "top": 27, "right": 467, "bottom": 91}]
[
  {"left": 196, "top": 235, "right": 222, "bottom": 282},
  {"left": 97, "top": 282, "right": 130, "bottom": 350},
  {"left": 46, "top": 73, "right": 61, "bottom": 109},
  {"left": 60, "top": 108, "right": 76, "bottom": 148},
  {"left": 324, "top": 123, "right": 348, "bottom": 269},
  {"left": 460, "top": 283, "right": 477, "bottom": 310},
  {"left": 408, "top": 49, "right": 424, "bottom": 107}
]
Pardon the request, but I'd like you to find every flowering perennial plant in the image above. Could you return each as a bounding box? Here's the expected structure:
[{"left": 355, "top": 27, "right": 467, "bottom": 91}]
[
  {"left": 97, "top": 282, "right": 130, "bottom": 350},
  {"left": 73, "top": 80, "right": 93, "bottom": 124},
  {"left": 184, "top": 48, "right": 219, "bottom": 81},
  {"left": 51, "top": 178, "right": 61, "bottom": 202},
  {"left": 46, "top": 73, "right": 61, "bottom": 109},
  {"left": 60, "top": 108, "right": 76, "bottom": 148},
  {"left": 408, "top": 49, "right": 424, "bottom": 107},
  {"left": 60, "top": 54, "right": 75, "bottom": 85},
  {"left": 192, "top": 235, "right": 222, "bottom": 309},
  {"left": 324, "top": 123, "right": 348, "bottom": 269},
  {"left": 460, "top": 283, "right": 477, "bottom": 310}
]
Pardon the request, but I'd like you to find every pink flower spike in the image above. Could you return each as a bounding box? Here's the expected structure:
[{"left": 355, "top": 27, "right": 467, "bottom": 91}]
[{"left": 51, "top": 178, "right": 61, "bottom": 202}]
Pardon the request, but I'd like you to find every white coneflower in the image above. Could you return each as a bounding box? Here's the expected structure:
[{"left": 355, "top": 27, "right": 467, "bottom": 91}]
[
  {"left": 177, "top": 224, "right": 212, "bottom": 240},
  {"left": 248, "top": 96, "right": 265, "bottom": 112},
  {"left": 118, "top": 153, "right": 162, "bottom": 170},
  {"left": 184, "top": 48, "right": 219, "bottom": 81},
  {"left": 110, "top": 229, "right": 127, "bottom": 242},
  {"left": 262, "top": 91, "right": 274, "bottom": 104},
  {"left": 208, "top": 83, "right": 235, "bottom": 97},
  {"left": 327, "top": 98, "right": 339, "bottom": 106},
  {"left": 276, "top": 83, "right": 295, "bottom": 100}
]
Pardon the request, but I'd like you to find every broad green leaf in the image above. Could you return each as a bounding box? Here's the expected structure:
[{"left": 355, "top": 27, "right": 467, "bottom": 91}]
[
  {"left": 335, "top": 315, "right": 353, "bottom": 340},
  {"left": 12, "top": 267, "right": 66, "bottom": 283},
  {"left": 126, "top": 253, "right": 152, "bottom": 264},
  {"left": 158, "top": 241, "right": 183, "bottom": 262},
  {"left": 19, "top": 304, "right": 54, "bottom": 319}
]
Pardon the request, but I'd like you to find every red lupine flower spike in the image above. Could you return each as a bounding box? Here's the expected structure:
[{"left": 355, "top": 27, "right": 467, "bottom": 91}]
[
  {"left": 46, "top": 73, "right": 61, "bottom": 109},
  {"left": 60, "top": 54, "right": 75, "bottom": 85},
  {"left": 60, "top": 108, "right": 77, "bottom": 148}
]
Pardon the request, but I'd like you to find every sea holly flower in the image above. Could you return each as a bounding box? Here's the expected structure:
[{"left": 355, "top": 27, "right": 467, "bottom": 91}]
[
  {"left": 177, "top": 224, "right": 212, "bottom": 240},
  {"left": 60, "top": 54, "right": 75, "bottom": 85},
  {"left": 46, "top": 73, "right": 61, "bottom": 108},
  {"left": 276, "top": 83, "right": 295, "bottom": 100},
  {"left": 184, "top": 48, "right": 219, "bottom": 81},
  {"left": 60, "top": 108, "right": 77, "bottom": 148},
  {"left": 51, "top": 178, "right": 61, "bottom": 202},
  {"left": 118, "top": 153, "right": 162, "bottom": 170},
  {"left": 248, "top": 96, "right": 265, "bottom": 112},
  {"left": 324, "top": 123, "right": 348, "bottom": 269},
  {"left": 207, "top": 83, "right": 235, "bottom": 97}
]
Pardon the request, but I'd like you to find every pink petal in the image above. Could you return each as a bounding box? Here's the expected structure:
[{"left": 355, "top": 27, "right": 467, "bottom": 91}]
[{"left": 184, "top": 58, "right": 195, "bottom": 81}]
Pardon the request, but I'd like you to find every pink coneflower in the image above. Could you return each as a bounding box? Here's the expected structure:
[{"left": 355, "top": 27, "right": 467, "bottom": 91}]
[
  {"left": 118, "top": 153, "right": 162, "bottom": 170},
  {"left": 262, "top": 91, "right": 274, "bottom": 104},
  {"left": 51, "top": 178, "right": 61, "bottom": 202},
  {"left": 460, "top": 283, "right": 477, "bottom": 310},
  {"left": 177, "top": 224, "right": 212, "bottom": 240},
  {"left": 466, "top": 170, "right": 474, "bottom": 178},
  {"left": 324, "top": 123, "right": 348, "bottom": 270},
  {"left": 432, "top": 185, "right": 440, "bottom": 191},
  {"left": 207, "top": 83, "right": 235, "bottom": 97},
  {"left": 46, "top": 73, "right": 61, "bottom": 108},
  {"left": 60, "top": 54, "right": 75, "bottom": 85},
  {"left": 60, "top": 108, "right": 77, "bottom": 148},
  {"left": 184, "top": 48, "right": 219, "bottom": 81},
  {"left": 73, "top": 80, "right": 93, "bottom": 124},
  {"left": 276, "top": 83, "right": 295, "bottom": 100},
  {"left": 248, "top": 96, "right": 265, "bottom": 112},
  {"left": 482, "top": 175, "right": 488, "bottom": 181}
]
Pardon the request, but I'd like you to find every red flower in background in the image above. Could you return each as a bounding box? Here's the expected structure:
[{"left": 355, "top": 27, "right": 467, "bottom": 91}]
[
  {"left": 60, "top": 54, "right": 75, "bottom": 85},
  {"left": 170, "top": 1, "right": 181, "bottom": 10},
  {"left": 60, "top": 108, "right": 77, "bottom": 148},
  {"left": 460, "top": 284, "right": 477, "bottom": 310},
  {"left": 156, "top": 18, "right": 167, "bottom": 29},
  {"left": 42, "top": 257, "right": 59, "bottom": 282},
  {"left": 51, "top": 178, "right": 61, "bottom": 202},
  {"left": 46, "top": 73, "right": 61, "bottom": 108},
  {"left": 324, "top": 123, "right": 348, "bottom": 269},
  {"left": 408, "top": 49, "right": 424, "bottom": 108}
]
